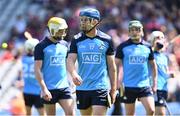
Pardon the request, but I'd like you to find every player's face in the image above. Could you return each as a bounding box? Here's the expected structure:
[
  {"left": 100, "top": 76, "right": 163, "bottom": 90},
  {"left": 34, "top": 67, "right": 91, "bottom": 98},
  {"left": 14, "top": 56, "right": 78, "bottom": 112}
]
[
  {"left": 154, "top": 35, "right": 164, "bottom": 41},
  {"left": 153, "top": 36, "right": 166, "bottom": 49},
  {"left": 54, "top": 29, "right": 67, "bottom": 40},
  {"left": 129, "top": 27, "right": 143, "bottom": 40},
  {"left": 79, "top": 16, "right": 97, "bottom": 33}
]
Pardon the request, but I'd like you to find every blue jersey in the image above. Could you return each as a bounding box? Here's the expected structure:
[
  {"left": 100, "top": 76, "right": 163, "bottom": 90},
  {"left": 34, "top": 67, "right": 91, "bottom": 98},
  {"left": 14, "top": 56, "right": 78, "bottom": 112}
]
[
  {"left": 154, "top": 51, "right": 169, "bottom": 91},
  {"left": 34, "top": 37, "right": 69, "bottom": 90},
  {"left": 115, "top": 39, "right": 154, "bottom": 88},
  {"left": 69, "top": 30, "right": 114, "bottom": 90},
  {"left": 22, "top": 55, "right": 41, "bottom": 95}
]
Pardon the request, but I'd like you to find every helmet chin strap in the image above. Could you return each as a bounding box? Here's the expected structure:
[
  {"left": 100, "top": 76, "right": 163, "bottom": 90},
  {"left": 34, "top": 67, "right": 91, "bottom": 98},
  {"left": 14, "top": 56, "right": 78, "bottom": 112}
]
[
  {"left": 53, "top": 36, "right": 64, "bottom": 41},
  {"left": 47, "top": 26, "right": 66, "bottom": 41},
  {"left": 130, "top": 33, "right": 144, "bottom": 41},
  {"left": 130, "top": 36, "right": 141, "bottom": 40},
  {"left": 83, "top": 19, "right": 102, "bottom": 34}
]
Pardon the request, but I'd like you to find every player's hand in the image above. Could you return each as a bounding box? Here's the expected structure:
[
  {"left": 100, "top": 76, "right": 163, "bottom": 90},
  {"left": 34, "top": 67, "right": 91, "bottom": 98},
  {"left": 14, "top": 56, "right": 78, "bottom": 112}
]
[
  {"left": 15, "top": 80, "right": 24, "bottom": 90},
  {"left": 41, "top": 88, "right": 52, "bottom": 101},
  {"left": 72, "top": 73, "right": 83, "bottom": 86},
  {"left": 110, "top": 89, "right": 116, "bottom": 104},
  {"left": 117, "top": 81, "right": 123, "bottom": 90},
  {"left": 152, "top": 84, "right": 157, "bottom": 93},
  {"left": 169, "top": 72, "right": 175, "bottom": 78}
]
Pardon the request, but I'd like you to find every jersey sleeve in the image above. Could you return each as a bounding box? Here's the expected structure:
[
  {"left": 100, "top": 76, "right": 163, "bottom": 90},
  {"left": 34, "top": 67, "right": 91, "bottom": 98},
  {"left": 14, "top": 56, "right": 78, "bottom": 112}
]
[
  {"left": 148, "top": 47, "right": 154, "bottom": 60},
  {"left": 106, "top": 39, "right": 115, "bottom": 55},
  {"left": 115, "top": 44, "right": 124, "bottom": 59},
  {"left": 69, "top": 39, "right": 77, "bottom": 53},
  {"left": 34, "top": 44, "right": 44, "bottom": 60}
]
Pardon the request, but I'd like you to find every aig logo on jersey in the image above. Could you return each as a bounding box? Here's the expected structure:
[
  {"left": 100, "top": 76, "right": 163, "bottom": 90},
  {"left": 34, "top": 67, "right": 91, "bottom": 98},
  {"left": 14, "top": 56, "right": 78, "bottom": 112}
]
[
  {"left": 129, "top": 55, "right": 147, "bottom": 64},
  {"left": 50, "top": 55, "right": 65, "bottom": 66},
  {"left": 82, "top": 52, "right": 101, "bottom": 64}
]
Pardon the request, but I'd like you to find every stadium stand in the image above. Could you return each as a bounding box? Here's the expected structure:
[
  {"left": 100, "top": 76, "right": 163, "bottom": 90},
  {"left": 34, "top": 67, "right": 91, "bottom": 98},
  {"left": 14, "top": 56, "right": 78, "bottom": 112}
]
[{"left": 0, "top": 0, "right": 179, "bottom": 115}]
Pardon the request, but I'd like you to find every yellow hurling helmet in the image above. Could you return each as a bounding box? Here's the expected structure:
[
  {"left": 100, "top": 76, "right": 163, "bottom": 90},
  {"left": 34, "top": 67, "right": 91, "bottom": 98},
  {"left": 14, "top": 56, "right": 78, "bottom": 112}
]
[{"left": 47, "top": 17, "right": 68, "bottom": 37}]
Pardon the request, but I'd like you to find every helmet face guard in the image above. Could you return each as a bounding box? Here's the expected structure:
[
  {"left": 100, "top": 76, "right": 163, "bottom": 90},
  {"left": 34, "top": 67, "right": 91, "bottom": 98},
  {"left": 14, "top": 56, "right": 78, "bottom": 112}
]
[
  {"left": 79, "top": 16, "right": 97, "bottom": 33},
  {"left": 47, "top": 17, "right": 68, "bottom": 40},
  {"left": 128, "top": 20, "right": 144, "bottom": 40},
  {"left": 128, "top": 20, "right": 143, "bottom": 29}
]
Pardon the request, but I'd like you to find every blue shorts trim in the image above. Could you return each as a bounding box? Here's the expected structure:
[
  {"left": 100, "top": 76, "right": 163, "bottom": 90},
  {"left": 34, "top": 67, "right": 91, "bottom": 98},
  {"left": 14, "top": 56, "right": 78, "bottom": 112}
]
[
  {"left": 155, "top": 90, "right": 167, "bottom": 107},
  {"left": 122, "top": 87, "right": 153, "bottom": 103},
  {"left": 76, "top": 89, "right": 109, "bottom": 109},
  {"left": 43, "top": 87, "right": 72, "bottom": 104}
]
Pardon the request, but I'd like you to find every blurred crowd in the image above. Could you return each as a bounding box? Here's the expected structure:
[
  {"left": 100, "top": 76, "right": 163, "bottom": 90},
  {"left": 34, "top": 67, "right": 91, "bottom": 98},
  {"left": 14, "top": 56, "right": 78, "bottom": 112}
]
[
  {"left": 5, "top": 0, "right": 180, "bottom": 65},
  {"left": 0, "top": 0, "right": 180, "bottom": 114}
]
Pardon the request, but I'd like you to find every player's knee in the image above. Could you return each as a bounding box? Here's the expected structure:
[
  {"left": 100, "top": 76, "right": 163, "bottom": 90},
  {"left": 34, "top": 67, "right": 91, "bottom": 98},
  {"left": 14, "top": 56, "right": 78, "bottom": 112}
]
[
  {"left": 64, "top": 108, "right": 75, "bottom": 116},
  {"left": 147, "top": 108, "right": 155, "bottom": 115}
]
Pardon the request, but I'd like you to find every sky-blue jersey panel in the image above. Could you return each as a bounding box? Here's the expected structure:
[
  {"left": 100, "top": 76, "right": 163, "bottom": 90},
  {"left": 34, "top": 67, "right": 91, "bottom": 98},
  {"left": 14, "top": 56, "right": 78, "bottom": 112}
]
[
  {"left": 22, "top": 55, "right": 40, "bottom": 95},
  {"left": 115, "top": 39, "right": 154, "bottom": 87},
  {"left": 69, "top": 30, "right": 114, "bottom": 90},
  {"left": 154, "top": 52, "right": 169, "bottom": 91},
  {"left": 34, "top": 38, "right": 69, "bottom": 90}
]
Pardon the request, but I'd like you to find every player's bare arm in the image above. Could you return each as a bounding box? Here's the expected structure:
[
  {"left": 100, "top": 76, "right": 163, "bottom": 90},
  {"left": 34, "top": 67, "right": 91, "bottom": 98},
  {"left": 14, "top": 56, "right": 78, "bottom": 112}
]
[
  {"left": 107, "top": 55, "right": 117, "bottom": 104},
  {"left": 35, "top": 60, "right": 52, "bottom": 101},
  {"left": 149, "top": 59, "right": 158, "bottom": 93},
  {"left": 115, "top": 58, "right": 123, "bottom": 89},
  {"left": 67, "top": 53, "right": 82, "bottom": 86}
]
